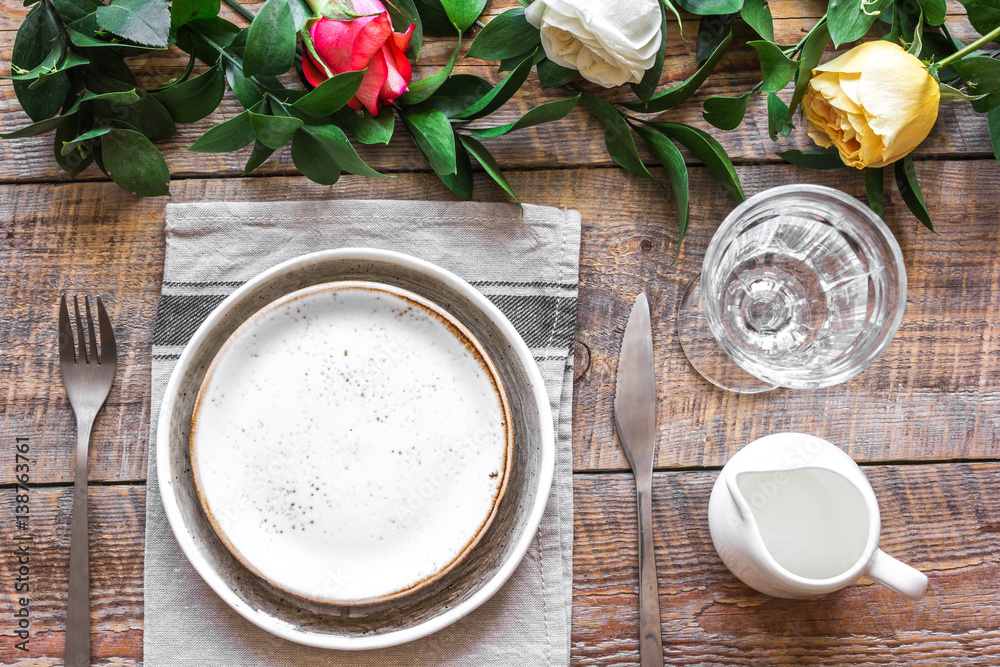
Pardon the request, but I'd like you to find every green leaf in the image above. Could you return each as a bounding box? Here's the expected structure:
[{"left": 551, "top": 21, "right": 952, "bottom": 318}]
[
  {"left": 450, "top": 48, "right": 540, "bottom": 120},
  {"left": 938, "top": 82, "right": 988, "bottom": 103},
  {"left": 282, "top": 0, "right": 313, "bottom": 31},
  {"left": 187, "top": 110, "right": 256, "bottom": 152},
  {"left": 460, "top": 135, "right": 519, "bottom": 203},
  {"left": 696, "top": 13, "right": 737, "bottom": 64},
  {"left": 466, "top": 8, "right": 539, "bottom": 61},
  {"left": 96, "top": 0, "right": 171, "bottom": 48},
  {"left": 418, "top": 74, "right": 493, "bottom": 115},
  {"left": 244, "top": 140, "right": 276, "bottom": 174},
  {"left": 537, "top": 58, "right": 578, "bottom": 87},
  {"left": 894, "top": 155, "right": 934, "bottom": 231},
  {"left": 579, "top": 91, "right": 651, "bottom": 179},
  {"left": 0, "top": 113, "right": 71, "bottom": 139},
  {"left": 101, "top": 128, "right": 170, "bottom": 196},
  {"left": 958, "top": 0, "right": 1000, "bottom": 41},
  {"left": 634, "top": 124, "right": 689, "bottom": 246},
  {"left": 438, "top": 133, "right": 474, "bottom": 199},
  {"left": 153, "top": 65, "right": 225, "bottom": 123},
  {"left": 291, "top": 129, "right": 342, "bottom": 185},
  {"left": 249, "top": 111, "right": 304, "bottom": 149},
  {"left": 53, "top": 0, "right": 102, "bottom": 22},
  {"left": 951, "top": 57, "right": 1000, "bottom": 113},
  {"left": 440, "top": 0, "right": 487, "bottom": 32},
  {"left": 748, "top": 40, "right": 800, "bottom": 93},
  {"left": 54, "top": 114, "right": 94, "bottom": 177},
  {"left": 989, "top": 106, "right": 1000, "bottom": 167},
  {"left": 79, "top": 89, "right": 142, "bottom": 104},
  {"left": 778, "top": 148, "right": 846, "bottom": 169},
  {"left": 243, "top": 0, "right": 296, "bottom": 77},
  {"left": 292, "top": 70, "right": 366, "bottom": 116},
  {"left": 336, "top": 106, "right": 395, "bottom": 145},
  {"left": 622, "top": 30, "right": 732, "bottom": 113},
  {"left": 740, "top": 0, "right": 773, "bottom": 40},
  {"left": 647, "top": 122, "right": 743, "bottom": 201},
  {"left": 917, "top": 0, "right": 946, "bottom": 26},
  {"left": 865, "top": 166, "right": 885, "bottom": 219},
  {"left": 224, "top": 61, "right": 263, "bottom": 108},
  {"left": 631, "top": 4, "right": 667, "bottom": 105},
  {"left": 470, "top": 94, "right": 580, "bottom": 138},
  {"left": 12, "top": 4, "right": 71, "bottom": 121},
  {"left": 787, "top": 21, "right": 829, "bottom": 122},
  {"left": 170, "top": 0, "right": 220, "bottom": 29},
  {"left": 384, "top": 0, "right": 423, "bottom": 57},
  {"left": 674, "top": 0, "right": 743, "bottom": 15},
  {"left": 176, "top": 18, "right": 240, "bottom": 64},
  {"left": 86, "top": 77, "right": 177, "bottom": 140},
  {"left": 299, "top": 124, "right": 385, "bottom": 177},
  {"left": 702, "top": 92, "right": 752, "bottom": 131},
  {"left": 412, "top": 0, "right": 453, "bottom": 36},
  {"left": 60, "top": 126, "right": 112, "bottom": 156},
  {"left": 828, "top": 0, "right": 891, "bottom": 47},
  {"left": 907, "top": 9, "right": 924, "bottom": 56},
  {"left": 766, "top": 92, "right": 793, "bottom": 141},
  {"left": 401, "top": 107, "right": 457, "bottom": 175},
  {"left": 399, "top": 36, "right": 461, "bottom": 105}
]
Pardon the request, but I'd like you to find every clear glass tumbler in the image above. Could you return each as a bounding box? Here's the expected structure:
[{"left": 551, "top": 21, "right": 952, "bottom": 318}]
[{"left": 677, "top": 184, "right": 907, "bottom": 392}]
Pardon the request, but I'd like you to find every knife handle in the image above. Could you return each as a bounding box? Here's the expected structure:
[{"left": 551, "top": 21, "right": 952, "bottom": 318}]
[{"left": 636, "top": 475, "right": 663, "bottom": 667}]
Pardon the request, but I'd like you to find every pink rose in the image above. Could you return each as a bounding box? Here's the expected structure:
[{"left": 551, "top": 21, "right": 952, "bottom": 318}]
[{"left": 303, "top": 0, "right": 414, "bottom": 116}]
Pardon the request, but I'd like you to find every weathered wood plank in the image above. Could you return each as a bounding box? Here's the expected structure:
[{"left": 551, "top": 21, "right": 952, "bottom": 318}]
[
  {"left": 0, "top": 1, "right": 989, "bottom": 182},
  {"left": 2, "top": 162, "right": 999, "bottom": 484},
  {"left": 2, "top": 463, "right": 998, "bottom": 665}
]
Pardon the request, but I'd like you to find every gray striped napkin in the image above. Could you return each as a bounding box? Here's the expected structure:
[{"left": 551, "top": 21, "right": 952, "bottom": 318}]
[{"left": 144, "top": 200, "right": 581, "bottom": 666}]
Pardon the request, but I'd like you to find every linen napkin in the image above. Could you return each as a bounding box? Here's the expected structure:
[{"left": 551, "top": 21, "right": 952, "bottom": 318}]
[{"left": 144, "top": 200, "right": 581, "bottom": 666}]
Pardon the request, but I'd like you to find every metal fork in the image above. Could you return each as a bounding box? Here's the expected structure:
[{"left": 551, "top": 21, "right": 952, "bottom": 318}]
[{"left": 58, "top": 295, "right": 117, "bottom": 667}]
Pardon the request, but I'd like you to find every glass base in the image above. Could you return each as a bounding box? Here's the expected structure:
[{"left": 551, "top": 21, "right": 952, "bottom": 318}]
[{"left": 677, "top": 279, "right": 778, "bottom": 394}]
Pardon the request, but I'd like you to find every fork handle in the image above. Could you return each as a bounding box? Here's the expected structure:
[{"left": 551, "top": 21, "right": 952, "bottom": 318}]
[
  {"left": 65, "top": 420, "right": 91, "bottom": 667},
  {"left": 636, "top": 473, "right": 663, "bottom": 667}
]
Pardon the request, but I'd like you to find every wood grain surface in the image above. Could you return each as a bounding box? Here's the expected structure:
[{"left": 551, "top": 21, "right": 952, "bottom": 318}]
[
  {"left": 1, "top": 0, "right": 998, "bottom": 664},
  {"left": 3, "top": 464, "right": 999, "bottom": 665}
]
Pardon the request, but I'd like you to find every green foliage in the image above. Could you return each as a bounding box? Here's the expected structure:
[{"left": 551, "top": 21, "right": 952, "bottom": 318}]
[
  {"left": 622, "top": 31, "right": 732, "bottom": 113},
  {"left": 460, "top": 135, "right": 520, "bottom": 203},
  {"left": 740, "top": 0, "right": 773, "bottom": 40},
  {"left": 827, "top": 0, "right": 890, "bottom": 47},
  {"left": 894, "top": 156, "right": 934, "bottom": 231},
  {"left": 951, "top": 58, "right": 1000, "bottom": 113},
  {"left": 243, "top": 0, "right": 296, "bottom": 77},
  {"left": 777, "top": 149, "right": 846, "bottom": 170},
  {"left": 101, "top": 128, "right": 170, "bottom": 196},
  {"left": 440, "top": 0, "right": 487, "bottom": 32},
  {"left": 749, "top": 40, "right": 800, "bottom": 93},
  {"left": 865, "top": 167, "right": 885, "bottom": 219},
  {"left": 675, "top": 0, "right": 744, "bottom": 16},
  {"left": 466, "top": 9, "right": 540, "bottom": 61},
  {"left": 631, "top": 4, "right": 668, "bottom": 105},
  {"left": 703, "top": 93, "right": 752, "bottom": 131},
  {"left": 95, "top": 0, "right": 171, "bottom": 47}
]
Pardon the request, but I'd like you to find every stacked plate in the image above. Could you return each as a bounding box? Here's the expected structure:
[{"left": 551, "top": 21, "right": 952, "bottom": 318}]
[{"left": 158, "top": 249, "right": 554, "bottom": 649}]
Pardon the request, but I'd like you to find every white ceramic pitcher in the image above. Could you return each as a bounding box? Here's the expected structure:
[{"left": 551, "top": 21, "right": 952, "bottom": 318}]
[{"left": 708, "top": 433, "right": 928, "bottom": 600}]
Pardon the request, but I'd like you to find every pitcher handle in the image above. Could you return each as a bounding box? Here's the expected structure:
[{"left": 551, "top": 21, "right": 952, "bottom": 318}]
[{"left": 867, "top": 549, "right": 928, "bottom": 600}]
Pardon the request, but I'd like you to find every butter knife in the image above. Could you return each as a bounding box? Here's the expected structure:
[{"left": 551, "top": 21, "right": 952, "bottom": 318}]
[{"left": 613, "top": 293, "right": 663, "bottom": 667}]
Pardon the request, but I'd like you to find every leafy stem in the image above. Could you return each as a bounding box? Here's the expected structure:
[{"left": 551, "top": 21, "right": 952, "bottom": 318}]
[
  {"left": 191, "top": 29, "right": 287, "bottom": 109},
  {"left": 223, "top": 0, "right": 257, "bottom": 23},
  {"left": 937, "top": 25, "right": 1000, "bottom": 69}
]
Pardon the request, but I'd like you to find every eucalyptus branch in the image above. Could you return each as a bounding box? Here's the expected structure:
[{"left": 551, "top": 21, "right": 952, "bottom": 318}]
[{"left": 937, "top": 25, "right": 1000, "bottom": 68}]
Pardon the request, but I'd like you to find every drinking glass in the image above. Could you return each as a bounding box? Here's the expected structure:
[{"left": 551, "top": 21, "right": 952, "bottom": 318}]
[{"left": 677, "top": 184, "right": 907, "bottom": 393}]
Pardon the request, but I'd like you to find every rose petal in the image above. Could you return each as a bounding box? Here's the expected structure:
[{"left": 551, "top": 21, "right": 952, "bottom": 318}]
[
  {"left": 385, "top": 37, "right": 411, "bottom": 87},
  {"left": 349, "top": 12, "right": 394, "bottom": 71},
  {"left": 302, "top": 51, "right": 329, "bottom": 87},
  {"left": 311, "top": 17, "right": 367, "bottom": 73},
  {"left": 392, "top": 23, "right": 414, "bottom": 53},
  {"left": 813, "top": 39, "right": 898, "bottom": 75},
  {"left": 354, "top": 48, "right": 390, "bottom": 115},
  {"left": 857, "top": 45, "right": 939, "bottom": 160},
  {"left": 809, "top": 72, "right": 863, "bottom": 115},
  {"left": 379, "top": 44, "right": 409, "bottom": 103}
]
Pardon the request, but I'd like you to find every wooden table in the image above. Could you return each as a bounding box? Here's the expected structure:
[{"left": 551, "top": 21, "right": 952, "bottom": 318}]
[{"left": 2, "top": 0, "right": 999, "bottom": 664}]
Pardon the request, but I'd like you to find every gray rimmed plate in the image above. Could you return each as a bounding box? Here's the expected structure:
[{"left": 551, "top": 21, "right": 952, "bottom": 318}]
[{"left": 157, "top": 249, "right": 554, "bottom": 650}]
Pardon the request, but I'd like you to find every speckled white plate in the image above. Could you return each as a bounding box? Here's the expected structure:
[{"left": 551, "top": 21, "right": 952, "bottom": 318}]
[{"left": 190, "top": 281, "right": 512, "bottom": 605}]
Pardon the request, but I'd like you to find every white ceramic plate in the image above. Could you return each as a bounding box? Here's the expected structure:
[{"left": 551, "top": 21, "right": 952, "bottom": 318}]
[
  {"left": 190, "top": 281, "right": 512, "bottom": 605},
  {"left": 158, "top": 249, "right": 554, "bottom": 649}
]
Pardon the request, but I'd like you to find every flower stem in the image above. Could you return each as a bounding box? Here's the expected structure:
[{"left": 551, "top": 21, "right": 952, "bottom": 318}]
[
  {"left": 937, "top": 25, "right": 1000, "bottom": 68},
  {"left": 223, "top": 0, "right": 257, "bottom": 23}
]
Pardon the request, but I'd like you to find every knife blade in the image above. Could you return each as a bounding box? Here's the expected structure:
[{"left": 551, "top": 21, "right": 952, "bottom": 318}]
[{"left": 613, "top": 293, "right": 663, "bottom": 667}]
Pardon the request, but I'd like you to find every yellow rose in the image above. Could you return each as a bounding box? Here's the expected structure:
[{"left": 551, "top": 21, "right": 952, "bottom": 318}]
[{"left": 803, "top": 40, "right": 940, "bottom": 169}]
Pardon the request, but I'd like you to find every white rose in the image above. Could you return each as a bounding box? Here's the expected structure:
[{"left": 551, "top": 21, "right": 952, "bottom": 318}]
[{"left": 525, "top": 0, "right": 662, "bottom": 88}]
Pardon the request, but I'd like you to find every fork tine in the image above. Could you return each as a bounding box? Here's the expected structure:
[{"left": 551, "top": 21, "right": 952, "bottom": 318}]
[
  {"left": 96, "top": 296, "right": 116, "bottom": 365},
  {"left": 73, "top": 295, "right": 88, "bottom": 364},
  {"left": 84, "top": 296, "right": 98, "bottom": 365},
  {"left": 59, "top": 295, "right": 77, "bottom": 366}
]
